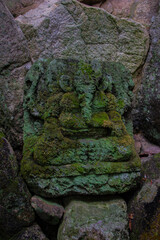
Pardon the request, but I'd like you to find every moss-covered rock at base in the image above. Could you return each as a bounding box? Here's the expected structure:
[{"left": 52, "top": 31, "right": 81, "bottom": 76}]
[
  {"left": 22, "top": 58, "right": 140, "bottom": 197},
  {"left": 58, "top": 198, "right": 129, "bottom": 240}
]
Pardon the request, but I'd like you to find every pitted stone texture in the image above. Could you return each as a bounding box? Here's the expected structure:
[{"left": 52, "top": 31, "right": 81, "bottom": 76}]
[
  {"left": 87, "top": 0, "right": 159, "bottom": 27},
  {"left": 31, "top": 196, "right": 64, "bottom": 225},
  {"left": 16, "top": 0, "right": 149, "bottom": 74},
  {"left": 133, "top": 5, "right": 160, "bottom": 145},
  {"left": 10, "top": 224, "right": 49, "bottom": 240},
  {"left": 0, "top": 63, "right": 31, "bottom": 152},
  {"left": 58, "top": 199, "right": 129, "bottom": 240},
  {"left": 0, "top": 1, "right": 31, "bottom": 151},
  {"left": 0, "top": 1, "right": 30, "bottom": 72},
  {"left": 134, "top": 133, "right": 160, "bottom": 156},
  {"left": 21, "top": 58, "right": 141, "bottom": 197},
  {"left": 4, "top": 0, "right": 44, "bottom": 17}
]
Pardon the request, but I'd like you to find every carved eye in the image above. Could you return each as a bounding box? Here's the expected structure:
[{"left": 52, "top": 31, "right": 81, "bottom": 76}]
[{"left": 59, "top": 75, "right": 73, "bottom": 92}]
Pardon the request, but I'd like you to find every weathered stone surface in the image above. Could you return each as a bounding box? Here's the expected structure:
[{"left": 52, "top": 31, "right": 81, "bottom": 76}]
[
  {"left": 31, "top": 196, "right": 64, "bottom": 225},
  {"left": 58, "top": 198, "right": 129, "bottom": 240},
  {"left": 0, "top": 1, "right": 31, "bottom": 152},
  {"left": 133, "top": 5, "right": 160, "bottom": 145},
  {"left": 4, "top": 0, "right": 33, "bottom": 14},
  {"left": 10, "top": 224, "right": 49, "bottom": 240},
  {"left": 128, "top": 153, "right": 160, "bottom": 239},
  {"left": 0, "top": 1, "right": 30, "bottom": 72},
  {"left": 89, "top": 0, "right": 159, "bottom": 27},
  {"left": 16, "top": 0, "right": 149, "bottom": 74},
  {"left": 21, "top": 58, "right": 141, "bottom": 197},
  {"left": 4, "top": 0, "right": 44, "bottom": 17},
  {"left": 0, "top": 63, "right": 31, "bottom": 154},
  {"left": 134, "top": 133, "right": 160, "bottom": 156},
  {"left": 0, "top": 135, "right": 35, "bottom": 237}
]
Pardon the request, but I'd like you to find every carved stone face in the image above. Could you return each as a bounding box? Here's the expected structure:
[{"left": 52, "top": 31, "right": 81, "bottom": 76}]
[{"left": 22, "top": 59, "right": 140, "bottom": 197}]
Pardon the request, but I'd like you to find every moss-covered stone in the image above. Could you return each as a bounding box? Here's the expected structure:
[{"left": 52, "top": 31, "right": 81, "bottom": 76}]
[
  {"left": 58, "top": 198, "right": 129, "bottom": 240},
  {"left": 60, "top": 92, "right": 80, "bottom": 112},
  {"left": 92, "top": 91, "right": 108, "bottom": 111},
  {"left": 59, "top": 112, "right": 87, "bottom": 129},
  {"left": 22, "top": 58, "right": 140, "bottom": 197},
  {"left": 89, "top": 112, "right": 109, "bottom": 127}
]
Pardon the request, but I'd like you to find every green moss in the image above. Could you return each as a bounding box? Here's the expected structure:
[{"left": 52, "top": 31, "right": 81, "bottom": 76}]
[
  {"left": 43, "top": 119, "right": 62, "bottom": 139},
  {"left": 111, "top": 122, "right": 127, "bottom": 137},
  {"left": 108, "top": 111, "right": 121, "bottom": 121},
  {"left": 92, "top": 91, "right": 108, "bottom": 111},
  {"left": 106, "top": 93, "right": 117, "bottom": 111},
  {"left": 59, "top": 112, "right": 87, "bottom": 129},
  {"left": 43, "top": 92, "right": 63, "bottom": 119},
  {"left": 33, "top": 135, "right": 77, "bottom": 167},
  {"left": 21, "top": 132, "right": 139, "bottom": 179},
  {"left": 116, "top": 99, "right": 125, "bottom": 113},
  {"left": 89, "top": 112, "right": 110, "bottom": 127},
  {"left": 60, "top": 92, "right": 80, "bottom": 112}
]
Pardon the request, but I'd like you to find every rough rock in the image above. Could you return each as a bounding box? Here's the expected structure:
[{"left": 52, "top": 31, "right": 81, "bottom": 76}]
[
  {"left": 89, "top": 0, "right": 159, "bottom": 27},
  {"left": 128, "top": 153, "right": 160, "bottom": 239},
  {"left": 134, "top": 133, "right": 160, "bottom": 156},
  {"left": 0, "top": 135, "right": 35, "bottom": 237},
  {"left": 16, "top": 0, "right": 149, "bottom": 74},
  {"left": 0, "top": 1, "right": 31, "bottom": 152},
  {"left": 21, "top": 58, "right": 141, "bottom": 197},
  {"left": 58, "top": 198, "right": 129, "bottom": 240},
  {"left": 4, "top": 0, "right": 34, "bottom": 15},
  {"left": 10, "top": 224, "right": 49, "bottom": 240},
  {"left": 133, "top": 5, "right": 160, "bottom": 145},
  {"left": 0, "top": 63, "right": 32, "bottom": 155},
  {"left": 4, "top": 0, "right": 44, "bottom": 17},
  {"left": 31, "top": 196, "right": 64, "bottom": 225},
  {"left": 0, "top": 1, "right": 30, "bottom": 72}
]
